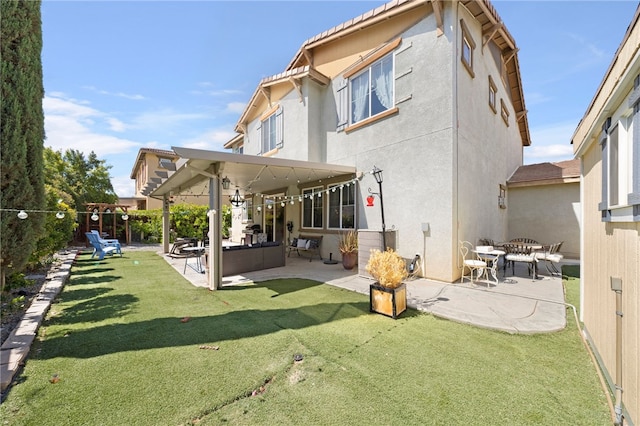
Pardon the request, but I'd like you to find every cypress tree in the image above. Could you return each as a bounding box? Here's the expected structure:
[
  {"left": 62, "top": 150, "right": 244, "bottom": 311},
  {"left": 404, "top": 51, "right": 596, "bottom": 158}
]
[{"left": 1, "top": 0, "right": 46, "bottom": 289}]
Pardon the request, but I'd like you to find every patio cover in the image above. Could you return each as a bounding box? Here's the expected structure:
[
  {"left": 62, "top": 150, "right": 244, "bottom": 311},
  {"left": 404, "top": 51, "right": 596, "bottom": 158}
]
[{"left": 150, "top": 147, "right": 357, "bottom": 290}]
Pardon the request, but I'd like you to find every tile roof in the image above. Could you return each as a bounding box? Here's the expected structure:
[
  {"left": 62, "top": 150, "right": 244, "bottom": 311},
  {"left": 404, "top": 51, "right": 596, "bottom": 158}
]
[{"left": 507, "top": 159, "right": 580, "bottom": 185}]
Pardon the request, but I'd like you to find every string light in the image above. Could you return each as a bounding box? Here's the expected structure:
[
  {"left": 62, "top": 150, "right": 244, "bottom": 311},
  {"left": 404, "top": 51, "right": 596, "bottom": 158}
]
[
  {"left": 17, "top": 210, "right": 28, "bottom": 220},
  {"left": 56, "top": 211, "right": 65, "bottom": 219}
]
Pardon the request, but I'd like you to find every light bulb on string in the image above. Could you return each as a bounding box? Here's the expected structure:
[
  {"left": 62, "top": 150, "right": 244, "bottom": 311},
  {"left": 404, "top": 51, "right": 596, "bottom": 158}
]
[
  {"left": 122, "top": 214, "right": 129, "bottom": 221},
  {"left": 17, "top": 210, "right": 28, "bottom": 220},
  {"left": 280, "top": 202, "right": 285, "bottom": 207},
  {"left": 56, "top": 211, "right": 65, "bottom": 219},
  {"left": 91, "top": 213, "right": 99, "bottom": 221}
]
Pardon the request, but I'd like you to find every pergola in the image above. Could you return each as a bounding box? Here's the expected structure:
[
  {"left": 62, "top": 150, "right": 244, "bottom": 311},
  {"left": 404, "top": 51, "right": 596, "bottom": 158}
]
[
  {"left": 150, "top": 147, "right": 357, "bottom": 291},
  {"left": 84, "top": 203, "right": 130, "bottom": 245}
]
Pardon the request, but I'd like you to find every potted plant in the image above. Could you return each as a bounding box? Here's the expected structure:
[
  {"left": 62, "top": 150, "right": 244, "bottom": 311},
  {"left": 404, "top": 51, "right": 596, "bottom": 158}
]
[
  {"left": 366, "top": 248, "right": 408, "bottom": 318},
  {"left": 338, "top": 230, "right": 358, "bottom": 270}
]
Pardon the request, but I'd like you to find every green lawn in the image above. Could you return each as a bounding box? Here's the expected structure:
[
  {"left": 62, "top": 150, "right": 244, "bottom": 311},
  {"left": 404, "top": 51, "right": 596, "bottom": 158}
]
[{"left": 0, "top": 252, "right": 610, "bottom": 425}]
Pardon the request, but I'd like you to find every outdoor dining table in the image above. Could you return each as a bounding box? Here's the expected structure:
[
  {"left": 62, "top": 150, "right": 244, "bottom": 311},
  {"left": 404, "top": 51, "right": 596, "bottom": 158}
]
[{"left": 472, "top": 246, "right": 505, "bottom": 285}]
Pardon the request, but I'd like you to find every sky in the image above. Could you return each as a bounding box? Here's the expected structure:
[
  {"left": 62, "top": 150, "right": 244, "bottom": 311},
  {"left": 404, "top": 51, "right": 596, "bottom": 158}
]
[{"left": 40, "top": 0, "right": 640, "bottom": 197}]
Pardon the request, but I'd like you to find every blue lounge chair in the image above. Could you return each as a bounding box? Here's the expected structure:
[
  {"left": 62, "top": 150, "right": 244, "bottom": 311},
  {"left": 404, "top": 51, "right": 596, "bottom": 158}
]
[
  {"left": 90, "top": 230, "right": 122, "bottom": 255},
  {"left": 86, "top": 232, "right": 121, "bottom": 260}
]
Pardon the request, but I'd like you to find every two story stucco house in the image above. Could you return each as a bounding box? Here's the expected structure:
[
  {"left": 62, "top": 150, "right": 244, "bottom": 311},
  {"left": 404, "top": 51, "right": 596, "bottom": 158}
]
[
  {"left": 151, "top": 0, "right": 529, "bottom": 286},
  {"left": 572, "top": 5, "right": 640, "bottom": 424}
]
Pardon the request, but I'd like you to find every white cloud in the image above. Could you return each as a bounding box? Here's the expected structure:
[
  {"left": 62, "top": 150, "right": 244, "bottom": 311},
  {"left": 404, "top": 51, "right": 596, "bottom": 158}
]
[
  {"left": 83, "top": 85, "right": 146, "bottom": 100},
  {"left": 111, "top": 174, "right": 136, "bottom": 198},
  {"left": 524, "top": 120, "right": 577, "bottom": 164},
  {"left": 130, "top": 109, "right": 209, "bottom": 130},
  {"left": 179, "top": 127, "right": 237, "bottom": 151},
  {"left": 226, "top": 102, "right": 246, "bottom": 114},
  {"left": 107, "top": 117, "right": 126, "bottom": 132},
  {"left": 43, "top": 94, "right": 142, "bottom": 157}
]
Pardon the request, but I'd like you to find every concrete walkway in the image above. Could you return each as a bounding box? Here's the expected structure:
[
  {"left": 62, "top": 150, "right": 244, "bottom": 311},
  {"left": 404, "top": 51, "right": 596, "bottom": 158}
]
[
  {"left": 166, "top": 248, "right": 572, "bottom": 335},
  {"left": 1, "top": 244, "right": 574, "bottom": 393}
]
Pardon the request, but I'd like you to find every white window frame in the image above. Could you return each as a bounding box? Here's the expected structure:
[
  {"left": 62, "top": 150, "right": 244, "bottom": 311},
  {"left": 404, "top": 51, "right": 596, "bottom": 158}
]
[
  {"left": 349, "top": 53, "right": 394, "bottom": 125},
  {"left": 327, "top": 184, "right": 355, "bottom": 230},
  {"left": 302, "top": 186, "right": 323, "bottom": 229},
  {"left": 258, "top": 106, "right": 283, "bottom": 155},
  {"left": 599, "top": 89, "right": 640, "bottom": 222},
  {"left": 242, "top": 198, "right": 253, "bottom": 223}
]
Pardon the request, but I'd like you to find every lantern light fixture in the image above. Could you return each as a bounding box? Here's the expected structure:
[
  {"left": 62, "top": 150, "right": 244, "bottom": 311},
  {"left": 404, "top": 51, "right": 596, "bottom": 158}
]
[
  {"left": 222, "top": 176, "right": 231, "bottom": 190},
  {"left": 230, "top": 189, "right": 244, "bottom": 207}
]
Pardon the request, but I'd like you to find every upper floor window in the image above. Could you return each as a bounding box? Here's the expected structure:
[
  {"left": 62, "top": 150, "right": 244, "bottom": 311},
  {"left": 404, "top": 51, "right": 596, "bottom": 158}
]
[
  {"left": 259, "top": 106, "right": 283, "bottom": 155},
  {"left": 233, "top": 145, "right": 244, "bottom": 154},
  {"left": 460, "top": 19, "right": 475, "bottom": 77},
  {"left": 500, "top": 99, "right": 509, "bottom": 126},
  {"left": 488, "top": 76, "right": 497, "bottom": 113},
  {"left": 302, "top": 187, "right": 323, "bottom": 229},
  {"left": 350, "top": 53, "right": 394, "bottom": 124},
  {"left": 328, "top": 184, "right": 355, "bottom": 229}
]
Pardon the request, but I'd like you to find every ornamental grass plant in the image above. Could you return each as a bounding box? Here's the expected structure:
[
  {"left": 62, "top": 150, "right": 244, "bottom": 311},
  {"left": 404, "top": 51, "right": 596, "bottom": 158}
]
[
  {"left": 365, "top": 248, "right": 408, "bottom": 288},
  {"left": 337, "top": 230, "right": 358, "bottom": 254},
  {"left": 0, "top": 253, "right": 610, "bottom": 425}
]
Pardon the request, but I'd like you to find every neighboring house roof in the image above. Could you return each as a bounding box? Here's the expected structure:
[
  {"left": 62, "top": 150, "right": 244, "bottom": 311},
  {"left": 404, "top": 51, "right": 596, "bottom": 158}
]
[
  {"left": 507, "top": 159, "right": 580, "bottom": 187},
  {"left": 234, "top": 0, "right": 530, "bottom": 147},
  {"left": 223, "top": 133, "right": 244, "bottom": 150},
  {"left": 129, "top": 148, "right": 178, "bottom": 179}
]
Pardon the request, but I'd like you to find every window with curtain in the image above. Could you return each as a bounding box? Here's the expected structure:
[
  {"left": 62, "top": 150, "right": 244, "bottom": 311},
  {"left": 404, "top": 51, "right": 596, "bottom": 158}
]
[
  {"left": 350, "top": 53, "right": 393, "bottom": 125},
  {"left": 302, "top": 187, "right": 323, "bottom": 229},
  {"left": 328, "top": 184, "right": 355, "bottom": 229}
]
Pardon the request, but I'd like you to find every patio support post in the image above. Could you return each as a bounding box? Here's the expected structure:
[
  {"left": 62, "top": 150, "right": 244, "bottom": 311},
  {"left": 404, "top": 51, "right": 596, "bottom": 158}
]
[
  {"left": 162, "top": 195, "right": 170, "bottom": 253},
  {"left": 208, "top": 176, "right": 223, "bottom": 290}
]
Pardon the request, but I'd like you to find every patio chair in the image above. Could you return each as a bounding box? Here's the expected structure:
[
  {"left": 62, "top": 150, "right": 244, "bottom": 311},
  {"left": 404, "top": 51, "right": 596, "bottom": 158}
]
[
  {"left": 509, "top": 237, "right": 539, "bottom": 245},
  {"left": 459, "top": 241, "right": 487, "bottom": 284},
  {"left": 168, "top": 237, "right": 198, "bottom": 258},
  {"left": 85, "top": 232, "right": 121, "bottom": 260},
  {"left": 502, "top": 243, "right": 538, "bottom": 280},
  {"left": 90, "top": 230, "right": 122, "bottom": 255},
  {"left": 534, "top": 241, "right": 564, "bottom": 276}
]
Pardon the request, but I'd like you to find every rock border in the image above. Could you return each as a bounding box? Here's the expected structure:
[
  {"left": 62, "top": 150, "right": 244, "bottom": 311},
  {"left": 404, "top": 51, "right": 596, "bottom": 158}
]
[{"left": 0, "top": 250, "right": 77, "bottom": 393}]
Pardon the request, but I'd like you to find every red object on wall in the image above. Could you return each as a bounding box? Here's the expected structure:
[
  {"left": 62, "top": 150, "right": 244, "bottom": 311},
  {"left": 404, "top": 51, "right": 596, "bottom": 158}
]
[{"left": 366, "top": 195, "right": 375, "bottom": 207}]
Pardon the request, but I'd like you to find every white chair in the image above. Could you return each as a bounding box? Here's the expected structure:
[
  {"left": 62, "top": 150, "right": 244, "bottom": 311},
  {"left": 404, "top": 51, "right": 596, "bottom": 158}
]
[
  {"left": 503, "top": 243, "right": 538, "bottom": 280},
  {"left": 459, "top": 241, "right": 487, "bottom": 284},
  {"left": 535, "top": 242, "right": 564, "bottom": 276}
]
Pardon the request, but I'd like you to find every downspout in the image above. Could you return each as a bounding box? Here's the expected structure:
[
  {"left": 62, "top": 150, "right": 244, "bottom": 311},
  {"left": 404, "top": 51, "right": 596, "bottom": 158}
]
[
  {"left": 452, "top": 2, "right": 460, "bottom": 276},
  {"left": 611, "top": 277, "right": 624, "bottom": 426}
]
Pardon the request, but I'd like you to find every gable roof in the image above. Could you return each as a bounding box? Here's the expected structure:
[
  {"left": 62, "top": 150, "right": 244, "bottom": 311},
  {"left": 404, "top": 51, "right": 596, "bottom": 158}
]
[
  {"left": 234, "top": 0, "right": 530, "bottom": 147},
  {"left": 507, "top": 159, "right": 580, "bottom": 187},
  {"left": 129, "top": 148, "right": 178, "bottom": 179}
]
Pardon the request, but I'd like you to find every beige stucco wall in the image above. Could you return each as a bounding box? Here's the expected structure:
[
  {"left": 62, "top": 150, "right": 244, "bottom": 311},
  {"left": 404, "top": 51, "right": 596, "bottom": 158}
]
[
  {"left": 234, "top": 2, "right": 525, "bottom": 283},
  {"left": 506, "top": 182, "right": 580, "bottom": 259}
]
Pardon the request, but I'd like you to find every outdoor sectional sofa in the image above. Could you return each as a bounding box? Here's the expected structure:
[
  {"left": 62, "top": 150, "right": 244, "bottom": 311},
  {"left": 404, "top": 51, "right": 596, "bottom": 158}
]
[{"left": 222, "top": 241, "right": 285, "bottom": 276}]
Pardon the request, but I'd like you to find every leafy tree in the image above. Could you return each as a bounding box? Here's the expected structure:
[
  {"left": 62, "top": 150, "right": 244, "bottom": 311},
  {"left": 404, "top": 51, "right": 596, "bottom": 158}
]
[
  {"left": 1, "top": 0, "right": 46, "bottom": 290},
  {"left": 29, "top": 186, "right": 76, "bottom": 266},
  {"left": 43, "top": 147, "right": 118, "bottom": 211}
]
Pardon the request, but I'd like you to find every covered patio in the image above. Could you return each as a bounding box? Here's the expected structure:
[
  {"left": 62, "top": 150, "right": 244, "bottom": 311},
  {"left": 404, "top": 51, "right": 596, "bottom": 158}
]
[{"left": 150, "top": 147, "right": 358, "bottom": 290}]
